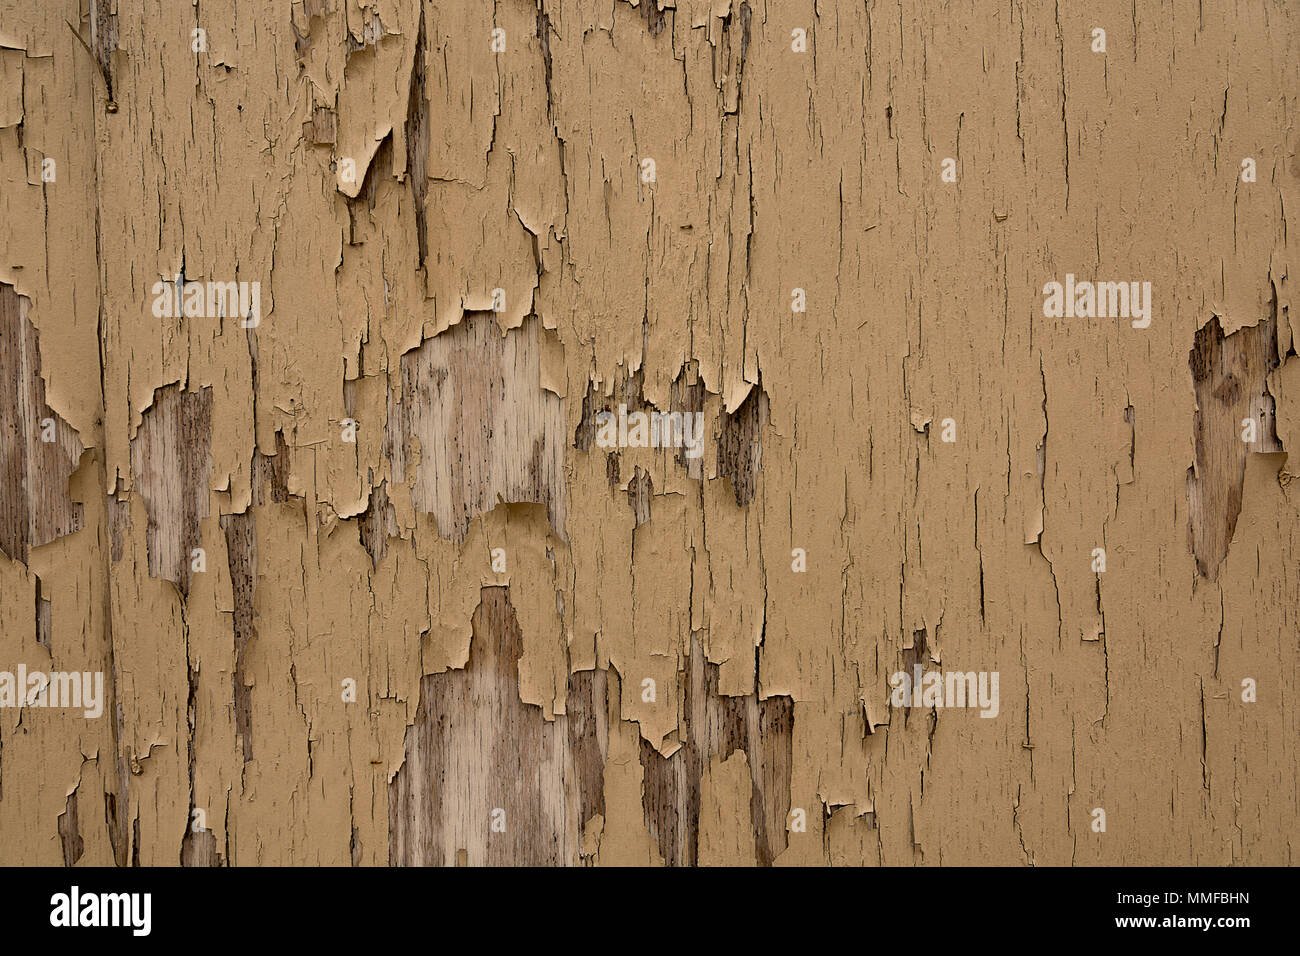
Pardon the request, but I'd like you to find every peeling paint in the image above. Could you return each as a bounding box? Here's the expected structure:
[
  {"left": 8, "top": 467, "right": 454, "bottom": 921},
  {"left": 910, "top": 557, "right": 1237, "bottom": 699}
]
[{"left": 0, "top": 0, "right": 1297, "bottom": 868}]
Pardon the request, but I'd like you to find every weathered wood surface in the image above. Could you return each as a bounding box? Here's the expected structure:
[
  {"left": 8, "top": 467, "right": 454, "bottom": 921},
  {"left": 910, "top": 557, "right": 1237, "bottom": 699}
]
[{"left": 0, "top": 1, "right": 1297, "bottom": 866}]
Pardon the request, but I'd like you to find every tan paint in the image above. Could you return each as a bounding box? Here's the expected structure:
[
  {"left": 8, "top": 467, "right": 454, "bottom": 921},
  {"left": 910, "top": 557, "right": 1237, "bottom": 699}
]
[{"left": 0, "top": 0, "right": 1297, "bottom": 866}]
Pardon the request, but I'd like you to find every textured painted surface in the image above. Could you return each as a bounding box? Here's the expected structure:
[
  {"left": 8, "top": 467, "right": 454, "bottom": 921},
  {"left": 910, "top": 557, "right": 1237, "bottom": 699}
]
[{"left": 0, "top": 0, "right": 1297, "bottom": 866}]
